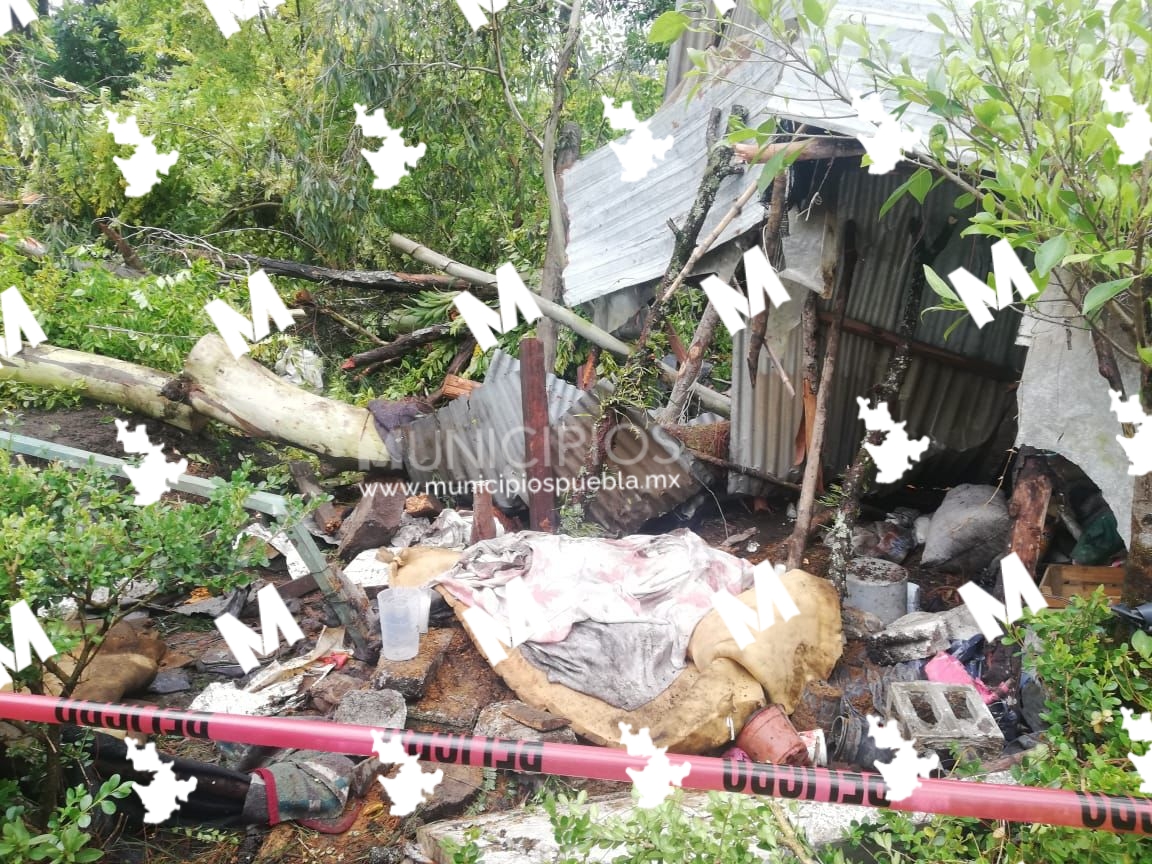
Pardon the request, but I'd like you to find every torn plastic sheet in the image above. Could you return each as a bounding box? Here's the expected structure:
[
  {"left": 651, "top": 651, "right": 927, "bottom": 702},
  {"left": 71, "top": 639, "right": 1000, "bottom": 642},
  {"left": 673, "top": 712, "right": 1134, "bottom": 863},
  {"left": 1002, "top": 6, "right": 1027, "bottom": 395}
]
[
  {"left": 390, "top": 508, "right": 504, "bottom": 550},
  {"left": 244, "top": 626, "right": 346, "bottom": 692},
  {"left": 237, "top": 523, "right": 310, "bottom": 578}
]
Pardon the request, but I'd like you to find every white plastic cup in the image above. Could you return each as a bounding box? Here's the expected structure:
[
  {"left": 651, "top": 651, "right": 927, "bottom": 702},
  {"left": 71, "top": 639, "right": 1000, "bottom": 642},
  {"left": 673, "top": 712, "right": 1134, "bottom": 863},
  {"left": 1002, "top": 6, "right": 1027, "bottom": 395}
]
[{"left": 378, "top": 588, "right": 422, "bottom": 661}]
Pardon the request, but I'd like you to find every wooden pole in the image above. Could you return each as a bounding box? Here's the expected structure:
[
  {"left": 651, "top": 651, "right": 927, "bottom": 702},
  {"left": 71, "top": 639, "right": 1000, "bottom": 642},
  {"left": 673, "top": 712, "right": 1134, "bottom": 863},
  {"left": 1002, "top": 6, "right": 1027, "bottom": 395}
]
[
  {"left": 386, "top": 236, "right": 732, "bottom": 417},
  {"left": 786, "top": 221, "right": 858, "bottom": 572},
  {"left": 519, "top": 337, "right": 558, "bottom": 532},
  {"left": 470, "top": 487, "right": 497, "bottom": 544},
  {"left": 288, "top": 461, "right": 344, "bottom": 535}
]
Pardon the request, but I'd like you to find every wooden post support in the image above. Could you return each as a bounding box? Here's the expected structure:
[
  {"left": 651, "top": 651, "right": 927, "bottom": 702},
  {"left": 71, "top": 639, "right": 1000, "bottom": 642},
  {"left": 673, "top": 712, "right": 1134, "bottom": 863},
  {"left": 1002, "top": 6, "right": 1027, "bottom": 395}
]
[
  {"left": 471, "top": 486, "right": 497, "bottom": 544},
  {"left": 519, "top": 337, "right": 558, "bottom": 532},
  {"left": 1008, "top": 449, "right": 1054, "bottom": 577}
]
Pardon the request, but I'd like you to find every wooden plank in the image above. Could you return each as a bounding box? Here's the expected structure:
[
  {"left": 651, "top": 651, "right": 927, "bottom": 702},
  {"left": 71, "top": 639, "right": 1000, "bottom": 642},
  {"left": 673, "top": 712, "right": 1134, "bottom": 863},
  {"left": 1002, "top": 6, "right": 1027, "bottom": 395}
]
[
  {"left": 470, "top": 487, "right": 497, "bottom": 544},
  {"left": 1, "top": 432, "right": 287, "bottom": 515},
  {"left": 288, "top": 460, "right": 343, "bottom": 534},
  {"left": 1039, "top": 564, "right": 1125, "bottom": 608},
  {"left": 817, "top": 313, "right": 1021, "bottom": 382},
  {"left": 519, "top": 337, "right": 557, "bottom": 532}
]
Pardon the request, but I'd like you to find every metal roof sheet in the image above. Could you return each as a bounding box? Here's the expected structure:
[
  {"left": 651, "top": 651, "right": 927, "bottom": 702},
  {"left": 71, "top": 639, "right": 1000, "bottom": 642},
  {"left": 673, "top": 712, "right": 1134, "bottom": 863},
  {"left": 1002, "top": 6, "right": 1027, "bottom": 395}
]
[
  {"left": 562, "top": 1, "right": 960, "bottom": 307},
  {"left": 404, "top": 350, "right": 703, "bottom": 532}
]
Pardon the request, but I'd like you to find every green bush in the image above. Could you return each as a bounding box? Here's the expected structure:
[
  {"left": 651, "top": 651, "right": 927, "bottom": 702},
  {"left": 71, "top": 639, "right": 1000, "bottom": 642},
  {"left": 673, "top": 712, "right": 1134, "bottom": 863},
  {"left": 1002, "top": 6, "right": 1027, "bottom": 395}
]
[
  {"left": 0, "top": 455, "right": 308, "bottom": 833},
  {"left": 0, "top": 775, "right": 134, "bottom": 864}
]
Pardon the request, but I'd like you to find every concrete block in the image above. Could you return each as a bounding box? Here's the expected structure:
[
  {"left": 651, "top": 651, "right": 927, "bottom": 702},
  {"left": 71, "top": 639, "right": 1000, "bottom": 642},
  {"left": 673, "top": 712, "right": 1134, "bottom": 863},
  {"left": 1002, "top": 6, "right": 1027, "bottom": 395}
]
[
  {"left": 373, "top": 627, "right": 455, "bottom": 698},
  {"left": 887, "top": 681, "right": 1004, "bottom": 761},
  {"left": 333, "top": 688, "right": 407, "bottom": 730},
  {"left": 867, "top": 611, "right": 949, "bottom": 664},
  {"left": 940, "top": 604, "right": 981, "bottom": 642}
]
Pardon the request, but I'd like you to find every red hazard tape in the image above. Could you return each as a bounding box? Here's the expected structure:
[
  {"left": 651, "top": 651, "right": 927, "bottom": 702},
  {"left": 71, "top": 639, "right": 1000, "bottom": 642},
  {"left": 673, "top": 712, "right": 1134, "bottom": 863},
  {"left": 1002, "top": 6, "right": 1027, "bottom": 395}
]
[{"left": 1, "top": 691, "right": 1149, "bottom": 834}]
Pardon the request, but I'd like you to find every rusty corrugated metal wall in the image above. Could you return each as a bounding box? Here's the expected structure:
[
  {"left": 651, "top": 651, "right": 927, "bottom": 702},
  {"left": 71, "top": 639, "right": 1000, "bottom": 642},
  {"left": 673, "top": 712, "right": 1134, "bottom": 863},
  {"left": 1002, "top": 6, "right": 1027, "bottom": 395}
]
[
  {"left": 404, "top": 351, "right": 705, "bottom": 533},
  {"left": 729, "top": 169, "right": 1026, "bottom": 495}
]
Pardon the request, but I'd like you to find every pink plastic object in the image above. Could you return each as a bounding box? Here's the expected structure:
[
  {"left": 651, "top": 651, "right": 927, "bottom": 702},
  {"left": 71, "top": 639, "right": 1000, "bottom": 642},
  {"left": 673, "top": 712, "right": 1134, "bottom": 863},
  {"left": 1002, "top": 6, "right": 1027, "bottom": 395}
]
[
  {"left": 722, "top": 746, "right": 752, "bottom": 762},
  {"left": 924, "top": 652, "right": 1010, "bottom": 704}
]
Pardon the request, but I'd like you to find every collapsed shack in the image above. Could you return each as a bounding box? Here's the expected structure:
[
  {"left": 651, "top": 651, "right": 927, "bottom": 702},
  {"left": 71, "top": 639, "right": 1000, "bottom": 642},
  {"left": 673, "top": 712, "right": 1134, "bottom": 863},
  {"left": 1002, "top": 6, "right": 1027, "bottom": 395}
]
[{"left": 3, "top": 13, "right": 1151, "bottom": 864}]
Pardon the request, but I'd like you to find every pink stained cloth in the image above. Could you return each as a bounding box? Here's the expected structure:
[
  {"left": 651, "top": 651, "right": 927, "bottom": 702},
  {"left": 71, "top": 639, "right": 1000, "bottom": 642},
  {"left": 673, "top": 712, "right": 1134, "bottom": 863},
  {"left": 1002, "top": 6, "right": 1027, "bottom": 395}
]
[{"left": 432, "top": 528, "right": 754, "bottom": 655}]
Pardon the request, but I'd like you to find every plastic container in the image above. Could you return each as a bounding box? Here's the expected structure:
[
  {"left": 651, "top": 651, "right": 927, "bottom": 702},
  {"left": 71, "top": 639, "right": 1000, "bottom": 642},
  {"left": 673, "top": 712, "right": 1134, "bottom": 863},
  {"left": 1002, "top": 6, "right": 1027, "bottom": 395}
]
[
  {"left": 798, "top": 728, "right": 828, "bottom": 767},
  {"left": 735, "top": 705, "right": 810, "bottom": 766},
  {"left": 378, "top": 588, "right": 422, "bottom": 661},
  {"left": 412, "top": 588, "right": 432, "bottom": 634},
  {"left": 845, "top": 559, "right": 908, "bottom": 626}
]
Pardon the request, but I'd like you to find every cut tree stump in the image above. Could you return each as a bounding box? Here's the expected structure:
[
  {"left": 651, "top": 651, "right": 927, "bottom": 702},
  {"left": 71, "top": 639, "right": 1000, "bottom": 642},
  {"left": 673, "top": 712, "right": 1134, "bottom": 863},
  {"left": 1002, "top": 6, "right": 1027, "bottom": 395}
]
[{"left": 442, "top": 374, "right": 481, "bottom": 400}]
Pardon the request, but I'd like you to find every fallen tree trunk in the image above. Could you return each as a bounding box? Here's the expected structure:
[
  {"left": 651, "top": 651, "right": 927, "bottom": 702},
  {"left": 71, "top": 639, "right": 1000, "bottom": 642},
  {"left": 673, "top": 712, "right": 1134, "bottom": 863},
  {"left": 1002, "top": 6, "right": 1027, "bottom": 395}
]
[
  {"left": 0, "top": 344, "right": 202, "bottom": 431},
  {"left": 183, "top": 334, "right": 394, "bottom": 467},
  {"left": 341, "top": 324, "right": 452, "bottom": 369},
  {"left": 0, "top": 337, "right": 396, "bottom": 466},
  {"left": 200, "top": 251, "right": 476, "bottom": 293}
]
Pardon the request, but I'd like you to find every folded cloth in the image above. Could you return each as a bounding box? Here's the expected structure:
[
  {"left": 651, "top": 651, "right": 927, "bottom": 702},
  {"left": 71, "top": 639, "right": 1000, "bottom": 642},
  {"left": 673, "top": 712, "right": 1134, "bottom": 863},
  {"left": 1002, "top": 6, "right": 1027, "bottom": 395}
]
[{"left": 434, "top": 529, "right": 753, "bottom": 708}]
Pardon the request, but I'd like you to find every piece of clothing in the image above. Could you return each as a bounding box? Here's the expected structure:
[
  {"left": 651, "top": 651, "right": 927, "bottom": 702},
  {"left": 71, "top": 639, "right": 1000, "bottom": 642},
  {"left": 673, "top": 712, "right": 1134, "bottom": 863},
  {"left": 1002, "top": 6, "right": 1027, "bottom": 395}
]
[{"left": 433, "top": 529, "right": 753, "bottom": 708}]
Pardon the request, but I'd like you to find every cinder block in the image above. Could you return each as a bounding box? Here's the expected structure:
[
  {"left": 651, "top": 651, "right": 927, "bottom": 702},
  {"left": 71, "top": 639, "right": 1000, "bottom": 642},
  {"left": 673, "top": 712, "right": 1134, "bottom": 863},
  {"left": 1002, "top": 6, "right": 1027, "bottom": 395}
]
[{"left": 887, "top": 681, "right": 1004, "bottom": 761}]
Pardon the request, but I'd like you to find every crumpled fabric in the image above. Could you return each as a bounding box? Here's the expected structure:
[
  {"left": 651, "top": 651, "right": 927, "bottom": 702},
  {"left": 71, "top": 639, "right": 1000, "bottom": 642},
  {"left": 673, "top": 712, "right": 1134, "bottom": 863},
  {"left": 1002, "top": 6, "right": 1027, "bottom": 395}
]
[
  {"left": 242, "top": 750, "right": 353, "bottom": 825},
  {"left": 433, "top": 529, "right": 754, "bottom": 709}
]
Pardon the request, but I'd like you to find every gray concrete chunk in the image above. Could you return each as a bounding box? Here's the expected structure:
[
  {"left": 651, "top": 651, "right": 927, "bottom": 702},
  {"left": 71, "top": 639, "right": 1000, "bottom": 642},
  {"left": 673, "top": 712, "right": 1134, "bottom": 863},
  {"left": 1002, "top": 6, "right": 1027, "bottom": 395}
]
[{"left": 333, "top": 688, "right": 407, "bottom": 730}]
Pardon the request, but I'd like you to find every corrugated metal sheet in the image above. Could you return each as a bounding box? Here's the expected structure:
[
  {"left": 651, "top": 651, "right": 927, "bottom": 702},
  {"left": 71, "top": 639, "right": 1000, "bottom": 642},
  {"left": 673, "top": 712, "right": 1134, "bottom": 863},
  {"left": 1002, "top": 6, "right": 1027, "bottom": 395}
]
[
  {"left": 404, "top": 351, "right": 702, "bottom": 532},
  {"left": 563, "top": 0, "right": 965, "bottom": 308},
  {"left": 730, "top": 170, "right": 1025, "bottom": 493}
]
